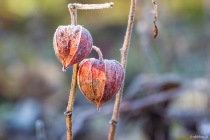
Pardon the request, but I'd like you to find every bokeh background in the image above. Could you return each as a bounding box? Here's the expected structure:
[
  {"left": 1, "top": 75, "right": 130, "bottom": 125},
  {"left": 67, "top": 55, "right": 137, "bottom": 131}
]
[{"left": 1, "top": 0, "right": 210, "bottom": 140}]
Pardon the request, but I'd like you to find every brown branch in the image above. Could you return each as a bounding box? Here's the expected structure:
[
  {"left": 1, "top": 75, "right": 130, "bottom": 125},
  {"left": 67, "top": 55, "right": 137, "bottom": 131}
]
[
  {"left": 121, "top": 89, "right": 182, "bottom": 112},
  {"left": 152, "top": 0, "right": 158, "bottom": 38},
  {"left": 136, "top": 4, "right": 159, "bottom": 73},
  {"left": 64, "top": 65, "right": 78, "bottom": 140},
  {"left": 64, "top": 3, "right": 114, "bottom": 140},
  {"left": 108, "top": 0, "right": 136, "bottom": 140},
  {"left": 64, "top": 4, "right": 78, "bottom": 140}
]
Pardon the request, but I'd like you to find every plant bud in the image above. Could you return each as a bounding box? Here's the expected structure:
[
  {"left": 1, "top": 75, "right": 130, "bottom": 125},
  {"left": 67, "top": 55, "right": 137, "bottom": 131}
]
[
  {"left": 53, "top": 25, "right": 92, "bottom": 71},
  {"left": 77, "top": 58, "right": 125, "bottom": 110}
]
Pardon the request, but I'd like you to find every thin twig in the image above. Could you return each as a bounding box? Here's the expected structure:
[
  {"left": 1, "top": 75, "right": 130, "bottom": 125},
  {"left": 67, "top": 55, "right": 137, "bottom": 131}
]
[
  {"left": 69, "top": 5, "right": 77, "bottom": 25},
  {"left": 152, "top": 0, "right": 158, "bottom": 38},
  {"left": 108, "top": 0, "right": 136, "bottom": 140},
  {"left": 68, "top": 3, "right": 114, "bottom": 10},
  {"left": 136, "top": 3, "right": 159, "bottom": 73},
  {"left": 92, "top": 46, "right": 103, "bottom": 61},
  {"left": 64, "top": 64, "right": 78, "bottom": 140},
  {"left": 64, "top": 5, "right": 78, "bottom": 140},
  {"left": 64, "top": 3, "right": 114, "bottom": 140}
]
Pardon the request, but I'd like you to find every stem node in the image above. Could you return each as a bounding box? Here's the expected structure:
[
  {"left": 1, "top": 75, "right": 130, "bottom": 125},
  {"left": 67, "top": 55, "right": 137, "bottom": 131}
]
[
  {"left": 64, "top": 111, "right": 72, "bottom": 116},
  {"left": 109, "top": 120, "right": 118, "bottom": 126}
]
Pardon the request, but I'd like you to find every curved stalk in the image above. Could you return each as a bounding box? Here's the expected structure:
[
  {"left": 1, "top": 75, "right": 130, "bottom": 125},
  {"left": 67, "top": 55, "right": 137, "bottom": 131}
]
[{"left": 92, "top": 46, "right": 103, "bottom": 61}]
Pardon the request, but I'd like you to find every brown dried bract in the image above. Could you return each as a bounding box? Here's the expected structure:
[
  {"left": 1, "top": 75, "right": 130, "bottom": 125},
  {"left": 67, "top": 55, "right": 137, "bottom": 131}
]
[
  {"left": 77, "top": 58, "right": 125, "bottom": 110},
  {"left": 153, "top": 21, "right": 158, "bottom": 38},
  {"left": 152, "top": 0, "right": 158, "bottom": 38},
  {"left": 53, "top": 25, "right": 92, "bottom": 71}
]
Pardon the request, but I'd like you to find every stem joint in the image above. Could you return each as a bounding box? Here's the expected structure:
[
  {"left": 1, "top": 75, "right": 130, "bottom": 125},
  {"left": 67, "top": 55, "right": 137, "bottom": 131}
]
[
  {"left": 64, "top": 111, "right": 72, "bottom": 116},
  {"left": 109, "top": 120, "right": 118, "bottom": 126}
]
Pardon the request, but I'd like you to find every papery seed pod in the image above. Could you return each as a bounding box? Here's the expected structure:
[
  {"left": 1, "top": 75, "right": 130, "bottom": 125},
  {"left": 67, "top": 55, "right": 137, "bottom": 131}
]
[
  {"left": 77, "top": 58, "right": 125, "bottom": 110},
  {"left": 53, "top": 25, "right": 92, "bottom": 71}
]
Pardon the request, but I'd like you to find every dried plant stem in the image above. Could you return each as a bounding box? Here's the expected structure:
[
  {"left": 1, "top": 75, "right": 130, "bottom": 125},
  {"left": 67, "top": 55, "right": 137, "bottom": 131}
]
[
  {"left": 68, "top": 3, "right": 114, "bottom": 10},
  {"left": 64, "top": 3, "right": 114, "bottom": 140},
  {"left": 108, "top": 0, "right": 136, "bottom": 140},
  {"left": 152, "top": 0, "right": 158, "bottom": 38},
  {"left": 152, "top": 0, "right": 158, "bottom": 20},
  {"left": 64, "top": 5, "right": 78, "bottom": 140},
  {"left": 65, "top": 63, "right": 79, "bottom": 140},
  {"left": 92, "top": 46, "right": 103, "bottom": 61},
  {"left": 69, "top": 5, "right": 77, "bottom": 25}
]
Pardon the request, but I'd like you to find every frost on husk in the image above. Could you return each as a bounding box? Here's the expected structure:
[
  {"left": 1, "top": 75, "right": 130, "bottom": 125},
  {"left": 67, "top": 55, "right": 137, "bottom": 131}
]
[
  {"left": 77, "top": 58, "right": 125, "bottom": 110},
  {"left": 53, "top": 25, "right": 92, "bottom": 71}
]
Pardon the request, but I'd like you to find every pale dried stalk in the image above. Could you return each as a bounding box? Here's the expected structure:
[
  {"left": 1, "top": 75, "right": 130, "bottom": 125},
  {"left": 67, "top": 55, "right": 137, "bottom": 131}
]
[
  {"left": 68, "top": 2, "right": 114, "bottom": 10},
  {"left": 64, "top": 3, "right": 114, "bottom": 140},
  {"left": 152, "top": 0, "right": 158, "bottom": 38},
  {"left": 64, "top": 5, "right": 78, "bottom": 140},
  {"left": 108, "top": 0, "right": 136, "bottom": 140}
]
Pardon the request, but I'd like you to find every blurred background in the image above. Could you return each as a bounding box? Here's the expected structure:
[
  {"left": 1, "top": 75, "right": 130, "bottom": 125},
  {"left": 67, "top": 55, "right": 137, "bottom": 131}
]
[{"left": 0, "top": 0, "right": 210, "bottom": 140}]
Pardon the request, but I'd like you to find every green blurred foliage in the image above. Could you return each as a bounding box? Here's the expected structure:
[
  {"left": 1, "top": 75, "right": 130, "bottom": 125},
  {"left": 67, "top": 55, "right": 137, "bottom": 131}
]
[
  {"left": 0, "top": 0, "right": 209, "bottom": 96},
  {"left": 0, "top": 0, "right": 131, "bottom": 31},
  {"left": 0, "top": 0, "right": 209, "bottom": 93}
]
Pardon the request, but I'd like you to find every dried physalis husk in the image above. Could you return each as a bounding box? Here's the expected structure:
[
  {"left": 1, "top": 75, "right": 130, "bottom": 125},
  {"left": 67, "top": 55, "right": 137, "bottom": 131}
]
[
  {"left": 53, "top": 25, "right": 93, "bottom": 71},
  {"left": 77, "top": 58, "right": 125, "bottom": 110}
]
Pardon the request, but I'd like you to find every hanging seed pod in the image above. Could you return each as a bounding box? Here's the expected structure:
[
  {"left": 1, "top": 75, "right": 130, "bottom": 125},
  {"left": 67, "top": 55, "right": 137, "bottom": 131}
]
[
  {"left": 53, "top": 25, "right": 93, "bottom": 71},
  {"left": 77, "top": 46, "right": 125, "bottom": 110}
]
